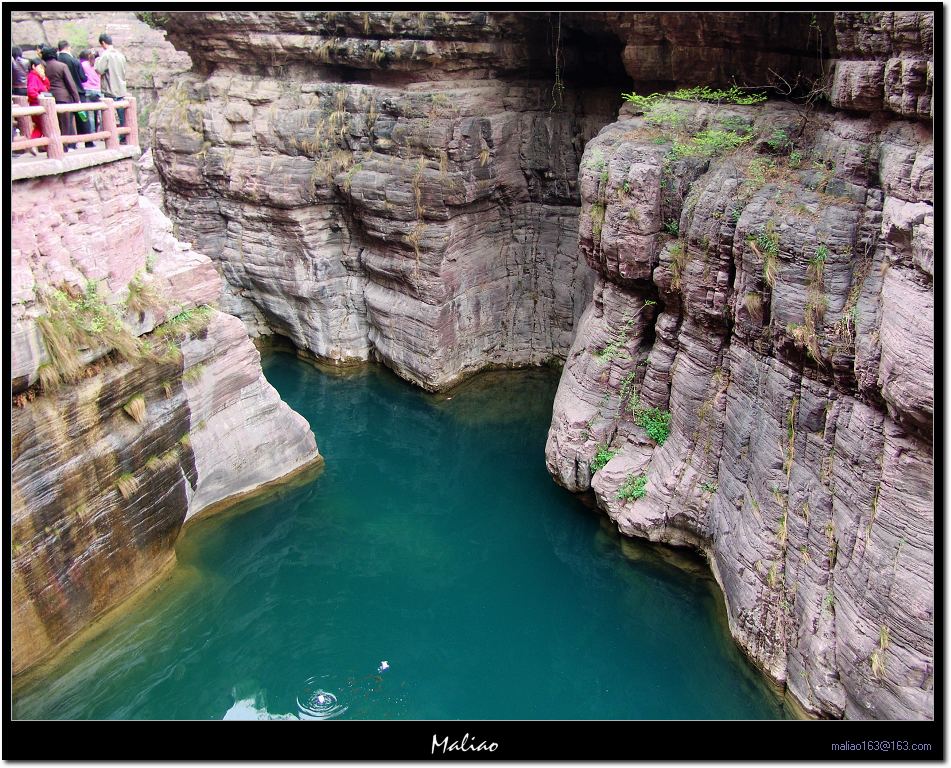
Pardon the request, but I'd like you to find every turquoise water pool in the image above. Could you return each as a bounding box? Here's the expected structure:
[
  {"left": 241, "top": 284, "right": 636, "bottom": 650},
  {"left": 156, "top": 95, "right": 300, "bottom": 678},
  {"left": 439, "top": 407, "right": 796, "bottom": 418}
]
[{"left": 13, "top": 352, "right": 786, "bottom": 720}]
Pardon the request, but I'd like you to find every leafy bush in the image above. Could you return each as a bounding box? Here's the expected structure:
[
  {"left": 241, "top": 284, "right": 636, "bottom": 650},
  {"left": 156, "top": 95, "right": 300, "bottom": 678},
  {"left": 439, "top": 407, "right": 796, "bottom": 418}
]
[
  {"left": 616, "top": 473, "right": 648, "bottom": 501},
  {"left": 626, "top": 86, "right": 766, "bottom": 107},
  {"left": 667, "top": 85, "right": 767, "bottom": 105},
  {"left": 669, "top": 128, "right": 753, "bottom": 160},
  {"left": 636, "top": 406, "right": 671, "bottom": 445},
  {"left": 663, "top": 219, "right": 680, "bottom": 236},
  {"left": 591, "top": 445, "right": 618, "bottom": 472}
]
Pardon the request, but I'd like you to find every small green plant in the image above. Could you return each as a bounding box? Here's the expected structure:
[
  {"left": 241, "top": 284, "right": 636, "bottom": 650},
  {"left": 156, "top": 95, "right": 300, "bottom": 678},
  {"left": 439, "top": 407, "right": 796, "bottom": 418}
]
[
  {"left": 181, "top": 363, "right": 206, "bottom": 385},
  {"left": 616, "top": 473, "right": 648, "bottom": 501},
  {"left": 663, "top": 219, "right": 680, "bottom": 236},
  {"left": 700, "top": 480, "right": 718, "bottom": 493},
  {"left": 810, "top": 244, "right": 829, "bottom": 277},
  {"left": 591, "top": 445, "right": 618, "bottom": 472},
  {"left": 596, "top": 338, "right": 630, "bottom": 363},
  {"left": 748, "top": 224, "right": 780, "bottom": 287},
  {"left": 621, "top": 91, "right": 662, "bottom": 110},
  {"left": 765, "top": 128, "right": 792, "bottom": 153},
  {"left": 669, "top": 128, "right": 753, "bottom": 160},
  {"left": 636, "top": 406, "right": 671, "bottom": 445},
  {"left": 155, "top": 305, "right": 214, "bottom": 341},
  {"left": 788, "top": 150, "right": 803, "bottom": 168}
]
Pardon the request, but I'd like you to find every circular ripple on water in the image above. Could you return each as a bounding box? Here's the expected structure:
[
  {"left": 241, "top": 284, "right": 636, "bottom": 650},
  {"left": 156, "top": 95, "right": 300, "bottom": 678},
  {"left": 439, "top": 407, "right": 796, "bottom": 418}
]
[{"left": 297, "top": 676, "right": 348, "bottom": 720}]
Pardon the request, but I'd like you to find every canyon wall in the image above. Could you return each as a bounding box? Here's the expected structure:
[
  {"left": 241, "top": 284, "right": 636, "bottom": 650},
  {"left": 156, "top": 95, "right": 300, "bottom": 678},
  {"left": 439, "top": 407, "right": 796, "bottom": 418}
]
[
  {"left": 146, "top": 11, "right": 933, "bottom": 719},
  {"left": 545, "top": 11, "right": 933, "bottom": 719},
  {"left": 11, "top": 155, "right": 319, "bottom": 675},
  {"left": 11, "top": 11, "right": 192, "bottom": 148},
  {"left": 151, "top": 11, "right": 633, "bottom": 390}
]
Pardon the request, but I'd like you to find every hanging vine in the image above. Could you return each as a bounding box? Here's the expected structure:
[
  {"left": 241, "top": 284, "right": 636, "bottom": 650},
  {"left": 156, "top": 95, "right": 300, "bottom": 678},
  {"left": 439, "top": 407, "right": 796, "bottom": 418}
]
[{"left": 550, "top": 12, "right": 565, "bottom": 111}]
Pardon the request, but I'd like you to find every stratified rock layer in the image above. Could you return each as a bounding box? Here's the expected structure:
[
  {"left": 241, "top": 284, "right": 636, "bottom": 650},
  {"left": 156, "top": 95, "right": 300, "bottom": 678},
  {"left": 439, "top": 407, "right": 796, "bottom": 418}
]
[
  {"left": 545, "top": 75, "right": 932, "bottom": 718},
  {"left": 152, "top": 11, "right": 635, "bottom": 389},
  {"left": 12, "top": 158, "right": 319, "bottom": 675},
  {"left": 147, "top": 11, "right": 933, "bottom": 721}
]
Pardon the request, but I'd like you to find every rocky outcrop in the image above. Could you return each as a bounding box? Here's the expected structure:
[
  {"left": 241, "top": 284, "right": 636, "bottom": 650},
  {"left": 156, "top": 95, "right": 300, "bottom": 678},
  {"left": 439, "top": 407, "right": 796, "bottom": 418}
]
[
  {"left": 151, "top": 11, "right": 634, "bottom": 390},
  {"left": 831, "top": 11, "right": 933, "bottom": 120},
  {"left": 544, "top": 29, "right": 933, "bottom": 719},
  {"left": 145, "top": 10, "right": 933, "bottom": 720},
  {"left": 12, "top": 156, "right": 319, "bottom": 675},
  {"left": 11, "top": 10, "right": 192, "bottom": 148}
]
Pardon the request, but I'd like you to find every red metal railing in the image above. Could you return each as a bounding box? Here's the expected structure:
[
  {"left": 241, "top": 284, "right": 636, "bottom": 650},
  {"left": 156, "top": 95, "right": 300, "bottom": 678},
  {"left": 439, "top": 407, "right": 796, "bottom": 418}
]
[{"left": 11, "top": 95, "right": 139, "bottom": 159}]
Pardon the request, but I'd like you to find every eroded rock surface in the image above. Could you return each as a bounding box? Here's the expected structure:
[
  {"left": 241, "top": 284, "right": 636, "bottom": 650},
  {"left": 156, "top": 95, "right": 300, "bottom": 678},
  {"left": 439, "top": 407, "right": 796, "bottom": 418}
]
[
  {"left": 12, "top": 158, "right": 318, "bottom": 675},
  {"left": 151, "top": 11, "right": 637, "bottom": 389},
  {"left": 144, "top": 10, "right": 933, "bottom": 720},
  {"left": 545, "top": 82, "right": 932, "bottom": 719}
]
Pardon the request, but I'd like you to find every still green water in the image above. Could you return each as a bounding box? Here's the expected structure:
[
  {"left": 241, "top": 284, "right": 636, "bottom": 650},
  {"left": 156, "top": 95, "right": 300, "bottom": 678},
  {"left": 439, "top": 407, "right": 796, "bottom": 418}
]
[{"left": 14, "top": 352, "right": 786, "bottom": 720}]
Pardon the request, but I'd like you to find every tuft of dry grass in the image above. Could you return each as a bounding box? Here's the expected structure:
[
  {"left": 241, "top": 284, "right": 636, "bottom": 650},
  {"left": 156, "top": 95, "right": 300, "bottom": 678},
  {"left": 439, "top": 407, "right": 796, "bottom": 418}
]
[
  {"left": 36, "top": 313, "right": 83, "bottom": 383},
  {"left": 669, "top": 241, "right": 687, "bottom": 290},
  {"left": 115, "top": 472, "right": 140, "bottom": 500},
  {"left": 125, "top": 272, "right": 165, "bottom": 317},
  {"left": 743, "top": 291, "right": 763, "bottom": 323},
  {"left": 37, "top": 362, "right": 62, "bottom": 392},
  {"left": 122, "top": 394, "right": 147, "bottom": 424}
]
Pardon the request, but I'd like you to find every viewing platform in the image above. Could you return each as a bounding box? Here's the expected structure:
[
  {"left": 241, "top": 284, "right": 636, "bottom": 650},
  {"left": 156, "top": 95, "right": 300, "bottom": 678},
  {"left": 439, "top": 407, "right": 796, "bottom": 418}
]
[{"left": 11, "top": 95, "right": 140, "bottom": 182}]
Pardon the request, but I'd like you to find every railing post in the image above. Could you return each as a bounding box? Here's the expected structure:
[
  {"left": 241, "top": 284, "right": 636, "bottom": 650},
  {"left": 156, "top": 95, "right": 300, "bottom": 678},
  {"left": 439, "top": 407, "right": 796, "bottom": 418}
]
[
  {"left": 13, "top": 96, "right": 32, "bottom": 143},
  {"left": 101, "top": 98, "right": 120, "bottom": 150},
  {"left": 40, "top": 96, "right": 64, "bottom": 159},
  {"left": 125, "top": 96, "right": 139, "bottom": 147}
]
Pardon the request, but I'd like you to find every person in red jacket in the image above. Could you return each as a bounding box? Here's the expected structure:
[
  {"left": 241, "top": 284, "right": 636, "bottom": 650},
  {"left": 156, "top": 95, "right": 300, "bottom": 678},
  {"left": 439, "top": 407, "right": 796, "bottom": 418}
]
[{"left": 26, "top": 58, "right": 50, "bottom": 153}]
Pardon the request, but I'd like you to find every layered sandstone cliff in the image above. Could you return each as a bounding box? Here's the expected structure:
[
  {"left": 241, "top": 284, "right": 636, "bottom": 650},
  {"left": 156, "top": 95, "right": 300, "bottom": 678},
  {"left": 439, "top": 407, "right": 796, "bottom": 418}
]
[
  {"left": 151, "top": 11, "right": 636, "bottom": 389},
  {"left": 12, "top": 155, "right": 319, "bottom": 675},
  {"left": 146, "top": 11, "right": 933, "bottom": 720},
  {"left": 545, "top": 11, "right": 933, "bottom": 719}
]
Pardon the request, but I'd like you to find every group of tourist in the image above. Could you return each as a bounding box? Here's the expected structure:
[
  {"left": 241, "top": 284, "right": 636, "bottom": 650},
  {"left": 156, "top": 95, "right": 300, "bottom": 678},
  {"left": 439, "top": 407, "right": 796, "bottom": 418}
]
[{"left": 12, "top": 34, "right": 127, "bottom": 155}]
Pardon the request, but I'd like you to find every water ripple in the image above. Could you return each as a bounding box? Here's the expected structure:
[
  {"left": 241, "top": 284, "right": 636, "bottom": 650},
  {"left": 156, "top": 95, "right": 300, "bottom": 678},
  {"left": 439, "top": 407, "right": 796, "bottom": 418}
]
[{"left": 297, "top": 676, "right": 348, "bottom": 720}]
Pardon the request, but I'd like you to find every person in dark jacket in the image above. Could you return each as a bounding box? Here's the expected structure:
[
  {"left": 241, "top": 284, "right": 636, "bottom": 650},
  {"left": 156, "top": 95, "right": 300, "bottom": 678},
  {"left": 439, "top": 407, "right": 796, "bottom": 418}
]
[
  {"left": 57, "top": 40, "right": 92, "bottom": 142},
  {"left": 12, "top": 46, "right": 28, "bottom": 96},
  {"left": 41, "top": 45, "right": 80, "bottom": 148}
]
